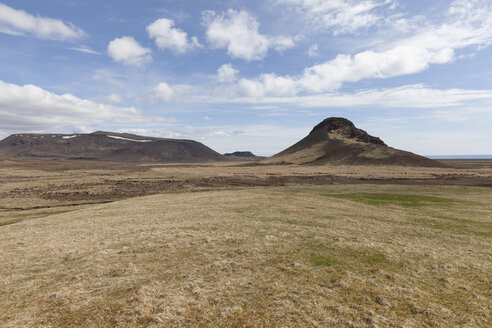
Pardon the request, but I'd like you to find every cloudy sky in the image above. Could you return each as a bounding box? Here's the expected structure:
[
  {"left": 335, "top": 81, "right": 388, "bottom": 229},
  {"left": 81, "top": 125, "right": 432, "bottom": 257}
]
[{"left": 1, "top": 0, "right": 492, "bottom": 156}]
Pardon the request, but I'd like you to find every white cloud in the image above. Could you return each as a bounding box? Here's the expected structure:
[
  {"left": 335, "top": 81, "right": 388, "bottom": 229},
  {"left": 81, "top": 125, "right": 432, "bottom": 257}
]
[
  {"left": 297, "top": 45, "right": 453, "bottom": 93},
  {"left": 271, "top": 36, "right": 296, "bottom": 51},
  {"left": 104, "top": 93, "right": 123, "bottom": 104},
  {"left": 295, "top": 85, "right": 492, "bottom": 109},
  {"left": 228, "top": 0, "right": 492, "bottom": 97},
  {"left": 203, "top": 9, "right": 295, "bottom": 60},
  {"left": 107, "top": 36, "right": 152, "bottom": 66},
  {"left": 0, "top": 80, "right": 165, "bottom": 136},
  {"left": 0, "top": 3, "right": 86, "bottom": 41},
  {"left": 149, "top": 82, "right": 191, "bottom": 102},
  {"left": 216, "top": 64, "right": 238, "bottom": 83},
  {"left": 69, "top": 46, "right": 101, "bottom": 55},
  {"left": 203, "top": 10, "right": 268, "bottom": 60},
  {"left": 205, "top": 84, "right": 492, "bottom": 112},
  {"left": 237, "top": 74, "right": 298, "bottom": 97},
  {"left": 190, "top": 36, "right": 202, "bottom": 48},
  {"left": 278, "top": 0, "right": 393, "bottom": 35},
  {"left": 147, "top": 18, "right": 201, "bottom": 53},
  {"left": 307, "top": 44, "right": 319, "bottom": 57}
]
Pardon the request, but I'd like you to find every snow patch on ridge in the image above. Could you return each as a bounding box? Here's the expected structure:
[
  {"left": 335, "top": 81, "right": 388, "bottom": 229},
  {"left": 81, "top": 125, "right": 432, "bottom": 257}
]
[{"left": 107, "top": 135, "right": 152, "bottom": 142}]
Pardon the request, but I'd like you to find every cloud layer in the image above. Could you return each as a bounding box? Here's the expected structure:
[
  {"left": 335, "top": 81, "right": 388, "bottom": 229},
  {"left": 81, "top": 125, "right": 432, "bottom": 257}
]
[
  {"left": 0, "top": 3, "right": 86, "bottom": 40},
  {"left": 232, "top": 0, "right": 492, "bottom": 97},
  {"left": 278, "top": 0, "right": 393, "bottom": 35},
  {"left": 0, "top": 80, "right": 160, "bottom": 135},
  {"left": 207, "top": 84, "right": 492, "bottom": 111}
]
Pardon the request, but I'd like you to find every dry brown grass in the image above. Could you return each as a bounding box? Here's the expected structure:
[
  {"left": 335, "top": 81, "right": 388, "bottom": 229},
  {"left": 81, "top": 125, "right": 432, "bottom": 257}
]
[
  {"left": 1, "top": 158, "right": 492, "bottom": 218},
  {"left": 1, "top": 179, "right": 491, "bottom": 327}
]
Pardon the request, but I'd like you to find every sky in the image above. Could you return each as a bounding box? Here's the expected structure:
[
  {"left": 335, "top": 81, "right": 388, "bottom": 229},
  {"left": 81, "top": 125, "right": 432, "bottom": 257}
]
[{"left": 1, "top": 0, "right": 492, "bottom": 156}]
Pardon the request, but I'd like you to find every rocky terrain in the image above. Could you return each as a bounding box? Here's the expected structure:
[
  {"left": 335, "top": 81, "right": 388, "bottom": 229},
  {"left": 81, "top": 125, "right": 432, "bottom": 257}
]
[
  {"left": 263, "top": 117, "right": 444, "bottom": 167},
  {"left": 0, "top": 118, "right": 447, "bottom": 167},
  {"left": 0, "top": 131, "right": 224, "bottom": 163}
]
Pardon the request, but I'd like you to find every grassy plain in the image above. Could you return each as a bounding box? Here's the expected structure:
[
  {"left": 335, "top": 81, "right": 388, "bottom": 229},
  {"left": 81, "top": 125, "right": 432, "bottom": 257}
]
[{"left": 0, "top": 158, "right": 491, "bottom": 327}]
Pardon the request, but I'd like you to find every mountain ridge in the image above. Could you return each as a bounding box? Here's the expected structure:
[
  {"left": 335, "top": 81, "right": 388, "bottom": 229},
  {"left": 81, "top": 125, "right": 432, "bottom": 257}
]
[{"left": 0, "top": 131, "right": 224, "bottom": 163}]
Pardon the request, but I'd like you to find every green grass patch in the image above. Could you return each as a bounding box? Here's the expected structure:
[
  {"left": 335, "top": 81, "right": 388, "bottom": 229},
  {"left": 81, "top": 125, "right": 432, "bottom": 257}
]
[
  {"left": 433, "top": 215, "right": 492, "bottom": 229},
  {"left": 0, "top": 209, "right": 75, "bottom": 224},
  {"left": 0, "top": 220, "right": 21, "bottom": 227},
  {"left": 309, "top": 249, "right": 389, "bottom": 268},
  {"left": 301, "top": 240, "right": 396, "bottom": 272},
  {"left": 414, "top": 217, "right": 492, "bottom": 238},
  {"left": 14, "top": 209, "right": 75, "bottom": 219},
  {"left": 310, "top": 254, "right": 335, "bottom": 267},
  {"left": 1, "top": 209, "right": 77, "bottom": 228},
  {"left": 323, "top": 193, "right": 459, "bottom": 208},
  {"left": 469, "top": 230, "right": 492, "bottom": 238}
]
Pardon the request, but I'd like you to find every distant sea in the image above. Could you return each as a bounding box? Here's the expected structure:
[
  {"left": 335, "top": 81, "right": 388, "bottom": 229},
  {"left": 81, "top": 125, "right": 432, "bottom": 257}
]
[{"left": 427, "top": 155, "right": 492, "bottom": 159}]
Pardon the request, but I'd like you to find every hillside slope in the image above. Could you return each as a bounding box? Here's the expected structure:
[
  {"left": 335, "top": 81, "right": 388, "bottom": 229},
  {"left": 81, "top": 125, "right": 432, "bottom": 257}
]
[
  {"left": 0, "top": 131, "right": 224, "bottom": 163},
  {"left": 263, "top": 117, "right": 444, "bottom": 167}
]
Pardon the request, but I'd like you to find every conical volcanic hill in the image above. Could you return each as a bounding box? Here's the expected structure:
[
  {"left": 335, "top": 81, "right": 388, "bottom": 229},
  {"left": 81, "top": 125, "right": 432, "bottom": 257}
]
[
  {"left": 263, "top": 117, "right": 443, "bottom": 167},
  {"left": 0, "top": 131, "right": 224, "bottom": 163}
]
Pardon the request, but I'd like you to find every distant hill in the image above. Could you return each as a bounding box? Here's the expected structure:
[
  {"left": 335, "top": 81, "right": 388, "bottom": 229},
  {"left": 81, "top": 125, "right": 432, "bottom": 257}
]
[
  {"left": 262, "top": 117, "right": 444, "bottom": 167},
  {"left": 224, "top": 151, "right": 264, "bottom": 161},
  {"left": 0, "top": 131, "right": 224, "bottom": 163}
]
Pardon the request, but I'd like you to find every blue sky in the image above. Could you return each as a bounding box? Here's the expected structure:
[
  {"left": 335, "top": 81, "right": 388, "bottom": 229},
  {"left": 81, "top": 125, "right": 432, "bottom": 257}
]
[{"left": 1, "top": 0, "right": 492, "bottom": 156}]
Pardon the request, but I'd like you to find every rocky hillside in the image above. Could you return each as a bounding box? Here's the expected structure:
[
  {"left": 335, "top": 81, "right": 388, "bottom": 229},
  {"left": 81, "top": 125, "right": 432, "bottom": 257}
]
[
  {"left": 262, "top": 117, "right": 444, "bottom": 167},
  {"left": 0, "top": 131, "right": 225, "bottom": 163}
]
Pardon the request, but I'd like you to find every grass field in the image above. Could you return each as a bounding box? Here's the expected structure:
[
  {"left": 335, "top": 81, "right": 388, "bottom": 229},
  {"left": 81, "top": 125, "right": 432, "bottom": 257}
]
[{"left": 1, "top": 177, "right": 491, "bottom": 327}]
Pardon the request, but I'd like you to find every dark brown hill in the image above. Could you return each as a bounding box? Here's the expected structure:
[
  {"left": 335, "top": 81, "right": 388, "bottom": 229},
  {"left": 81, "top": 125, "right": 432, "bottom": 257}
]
[
  {"left": 224, "top": 151, "right": 264, "bottom": 161},
  {"left": 0, "top": 131, "right": 224, "bottom": 163},
  {"left": 262, "top": 117, "right": 444, "bottom": 167}
]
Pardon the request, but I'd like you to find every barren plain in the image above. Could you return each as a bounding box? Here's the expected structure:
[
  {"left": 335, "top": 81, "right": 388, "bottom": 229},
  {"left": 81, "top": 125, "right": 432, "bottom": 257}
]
[{"left": 1, "top": 158, "right": 491, "bottom": 327}]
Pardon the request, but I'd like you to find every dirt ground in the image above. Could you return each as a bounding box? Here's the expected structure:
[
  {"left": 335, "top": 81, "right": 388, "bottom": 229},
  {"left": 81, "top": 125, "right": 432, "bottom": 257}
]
[
  {"left": 0, "top": 158, "right": 491, "bottom": 327},
  {"left": 1, "top": 157, "right": 492, "bottom": 225}
]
